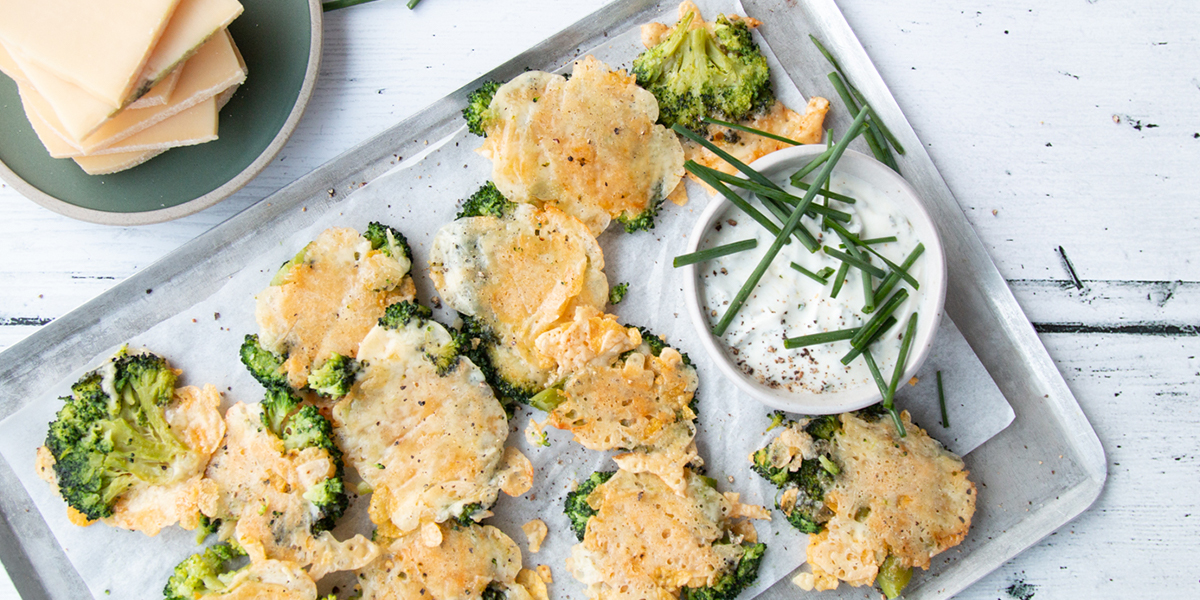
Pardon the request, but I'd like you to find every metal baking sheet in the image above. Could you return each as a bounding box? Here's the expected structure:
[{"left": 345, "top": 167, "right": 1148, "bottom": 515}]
[{"left": 0, "top": 1, "right": 1105, "bottom": 599}]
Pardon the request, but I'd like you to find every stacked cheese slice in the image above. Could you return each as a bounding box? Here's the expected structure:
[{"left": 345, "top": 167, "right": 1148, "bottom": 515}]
[{"left": 0, "top": 0, "right": 246, "bottom": 175}]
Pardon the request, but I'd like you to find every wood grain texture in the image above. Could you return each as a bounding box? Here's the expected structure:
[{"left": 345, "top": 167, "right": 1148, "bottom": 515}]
[{"left": 1, "top": 0, "right": 1198, "bottom": 598}]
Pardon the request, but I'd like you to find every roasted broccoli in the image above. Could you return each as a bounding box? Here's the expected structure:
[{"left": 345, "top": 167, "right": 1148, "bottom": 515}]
[
  {"left": 481, "top": 584, "right": 507, "bottom": 600},
  {"left": 681, "top": 542, "right": 766, "bottom": 600},
  {"left": 307, "top": 353, "right": 361, "bottom": 398},
  {"left": 364, "top": 221, "right": 413, "bottom": 262},
  {"left": 163, "top": 541, "right": 248, "bottom": 600},
  {"left": 631, "top": 11, "right": 774, "bottom": 132},
  {"left": 615, "top": 197, "right": 665, "bottom": 234},
  {"left": 44, "top": 349, "right": 191, "bottom": 521},
  {"left": 239, "top": 334, "right": 289, "bottom": 389},
  {"left": 457, "top": 182, "right": 517, "bottom": 220},
  {"left": 270, "top": 244, "right": 311, "bottom": 286},
  {"left": 281, "top": 405, "right": 348, "bottom": 533},
  {"left": 564, "top": 471, "right": 615, "bottom": 541},
  {"left": 608, "top": 282, "right": 629, "bottom": 305},
  {"left": 452, "top": 502, "right": 489, "bottom": 528},
  {"left": 456, "top": 314, "right": 541, "bottom": 408},
  {"left": 463, "top": 80, "right": 501, "bottom": 136},
  {"left": 260, "top": 385, "right": 302, "bottom": 438},
  {"left": 631, "top": 326, "right": 695, "bottom": 367},
  {"left": 379, "top": 301, "right": 463, "bottom": 375}
]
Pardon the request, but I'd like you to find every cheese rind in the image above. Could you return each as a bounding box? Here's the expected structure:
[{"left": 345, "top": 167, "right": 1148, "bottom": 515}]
[
  {"left": 0, "top": 0, "right": 183, "bottom": 107},
  {"left": 134, "top": 0, "right": 244, "bottom": 97},
  {"left": 129, "top": 67, "right": 183, "bottom": 109}
]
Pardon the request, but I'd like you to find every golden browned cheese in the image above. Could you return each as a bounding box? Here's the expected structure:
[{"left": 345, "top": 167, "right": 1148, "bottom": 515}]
[
  {"left": 683, "top": 98, "right": 829, "bottom": 188},
  {"left": 35, "top": 383, "right": 225, "bottom": 536},
  {"left": 358, "top": 522, "right": 545, "bottom": 600},
  {"left": 566, "top": 470, "right": 765, "bottom": 600},
  {"left": 546, "top": 336, "right": 700, "bottom": 492},
  {"left": 429, "top": 204, "right": 609, "bottom": 393},
  {"left": 255, "top": 226, "right": 415, "bottom": 390},
  {"left": 331, "top": 317, "right": 530, "bottom": 537},
  {"left": 479, "top": 56, "right": 685, "bottom": 235},
  {"left": 804, "top": 412, "right": 976, "bottom": 591},
  {"left": 202, "top": 402, "right": 379, "bottom": 580},
  {"left": 209, "top": 559, "right": 319, "bottom": 600}
]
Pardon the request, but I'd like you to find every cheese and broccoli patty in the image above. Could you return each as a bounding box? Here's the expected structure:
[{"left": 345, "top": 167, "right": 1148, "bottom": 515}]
[
  {"left": 164, "top": 541, "right": 321, "bottom": 600},
  {"left": 357, "top": 521, "right": 549, "bottom": 600},
  {"left": 201, "top": 402, "right": 378, "bottom": 580},
  {"left": 536, "top": 328, "right": 701, "bottom": 493},
  {"left": 752, "top": 410, "right": 975, "bottom": 596},
  {"left": 36, "top": 348, "right": 225, "bottom": 536},
  {"left": 637, "top": 2, "right": 829, "bottom": 188},
  {"left": 429, "top": 202, "right": 610, "bottom": 403},
  {"left": 331, "top": 301, "right": 532, "bottom": 538},
  {"left": 253, "top": 224, "right": 416, "bottom": 393},
  {"left": 476, "top": 56, "right": 686, "bottom": 235},
  {"left": 565, "top": 469, "right": 768, "bottom": 600}
]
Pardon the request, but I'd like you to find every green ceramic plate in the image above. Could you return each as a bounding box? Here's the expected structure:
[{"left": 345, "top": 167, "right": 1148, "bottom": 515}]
[{"left": 0, "top": 0, "right": 322, "bottom": 225}]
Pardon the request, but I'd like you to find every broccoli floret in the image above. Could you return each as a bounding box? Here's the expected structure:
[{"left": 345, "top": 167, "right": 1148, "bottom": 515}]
[
  {"left": 564, "top": 471, "right": 615, "bottom": 541},
  {"left": 260, "top": 385, "right": 302, "bottom": 438},
  {"left": 378, "top": 300, "right": 433, "bottom": 330},
  {"left": 458, "top": 182, "right": 517, "bottom": 220},
  {"left": 363, "top": 221, "right": 413, "bottom": 262},
  {"left": 608, "top": 282, "right": 629, "bottom": 305},
  {"left": 682, "top": 542, "right": 766, "bottom": 600},
  {"left": 463, "top": 80, "right": 501, "bottom": 136},
  {"left": 481, "top": 584, "right": 507, "bottom": 600},
  {"left": 804, "top": 415, "right": 841, "bottom": 441},
  {"left": 615, "top": 196, "right": 665, "bottom": 233},
  {"left": 751, "top": 447, "right": 834, "bottom": 533},
  {"left": 451, "top": 502, "right": 490, "bottom": 528},
  {"left": 270, "top": 244, "right": 312, "bottom": 286},
  {"left": 624, "top": 326, "right": 694, "bottom": 367},
  {"left": 632, "top": 12, "right": 774, "bottom": 132},
  {"left": 307, "top": 353, "right": 360, "bottom": 398},
  {"left": 195, "top": 515, "right": 221, "bottom": 544},
  {"left": 45, "top": 349, "right": 192, "bottom": 521},
  {"left": 456, "top": 314, "right": 540, "bottom": 409},
  {"left": 163, "top": 541, "right": 248, "bottom": 600},
  {"left": 282, "top": 405, "right": 348, "bottom": 534},
  {"left": 239, "top": 334, "right": 289, "bottom": 389}
]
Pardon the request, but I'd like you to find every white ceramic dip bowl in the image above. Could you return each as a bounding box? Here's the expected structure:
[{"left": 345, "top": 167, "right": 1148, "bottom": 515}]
[{"left": 681, "top": 145, "right": 946, "bottom": 415}]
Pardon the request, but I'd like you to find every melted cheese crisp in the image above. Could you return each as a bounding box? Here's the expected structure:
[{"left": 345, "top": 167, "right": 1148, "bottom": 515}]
[
  {"left": 777, "top": 412, "right": 976, "bottom": 591},
  {"left": 256, "top": 226, "right": 415, "bottom": 391},
  {"left": 358, "top": 522, "right": 546, "bottom": 600},
  {"left": 479, "top": 56, "right": 685, "bottom": 235},
  {"left": 35, "top": 383, "right": 225, "bottom": 536},
  {"left": 332, "top": 317, "right": 531, "bottom": 537},
  {"left": 546, "top": 333, "right": 701, "bottom": 492},
  {"left": 202, "top": 403, "right": 379, "bottom": 580},
  {"left": 430, "top": 204, "right": 608, "bottom": 394},
  {"left": 567, "top": 469, "right": 766, "bottom": 600},
  {"left": 210, "top": 559, "right": 319, "bottom": 600}
]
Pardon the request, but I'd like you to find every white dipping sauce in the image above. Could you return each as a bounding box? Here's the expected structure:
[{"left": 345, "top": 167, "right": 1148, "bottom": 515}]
[{"left": 699, "top": 169, "right": 924, "bottom": 397}]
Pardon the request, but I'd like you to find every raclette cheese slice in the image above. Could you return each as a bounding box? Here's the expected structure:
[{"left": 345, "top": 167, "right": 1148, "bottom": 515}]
[
  {"left": 26, "top": 95, "right": 219, "bottom": 159},
  {"left": 0, "top": 42, "right": 24, "bottom": 84},
  {"left": 129, "top": 66, "right": 183, "bottom": 109},
  {"left": 72, "top": 149, "right": 167, "bottom": 176},
  {"left": 134, "top": 0, "right": 243, "bottom": 99},
  {"left": 20, "top": 31, "right": 245, "bottom": 155},
  {"left": 4, "top": 47, "right": 120, "bottom": 141},
  {"left": 0, "top": 0, "right": 183, "bottom": 108}
]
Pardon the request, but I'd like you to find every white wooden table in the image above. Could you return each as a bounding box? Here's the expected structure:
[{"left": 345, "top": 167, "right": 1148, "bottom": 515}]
[{"left": 1, "top": 1, "right": 1197, "bottom": 598}]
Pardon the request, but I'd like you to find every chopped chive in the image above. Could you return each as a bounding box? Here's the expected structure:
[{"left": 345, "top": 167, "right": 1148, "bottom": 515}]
[
  {"left": 808, "top": 203, "right": 853, "bottom": 222},
  {"left": 702, "top": 116, "right": 801, "bottom": 146},
  {"left": 784, "top": 327, "right": 859, "bottom": 349},
  {"left": 833, "top": 229, "right": 877, "bottom": 313},
  {"left": 866, "top": 114, "right": 900, "bottom": 172},
  {"left": 711, "top": 107, "right": 871, "bottom": 337},
  {"left": 886, "top": 313, "right": 919, "bottom": 404},
  {"left": 828, "top": 72, "right": 891, "bottom": 166},
  {"left": 873, "top": 243, "right": 925, "bottom": 304},
  {"left": 790, "top": 262, "right": 830, "bottom": 285},
  {"left": 860, "top": 245, "right": 920, "bottom": 289},
  {"left": 822, "top": 246, "right": 887, "bottom": 279},
  {"left": 808, "top": 34, "right": 848, "bottom": 79},
  {"left": 829, "top": 262, "right": 850, "bottom": 298},
  {"left": 840, "top": 316, "right": 897, "bottom": 364},
  {"left": 816, "top": 266, "right": 835, "bottom": 279},
  {"left": 790, "top": 147, "right": 833, "bottom": 183},
  {"left": 937, "top": 370, "right": 949, "bottom": 428},
  {"left": 849, "top": 288, "right": 909, "bottom": 348},
  {"left": 703, "top": 167, "right": 856, "bottom": 217},
  {"left": 756, "top": 193, "right": 820, "bottom": 252},
  {"left": 673, "top": 124, "right": 780, "bottom": 191},
  {"left": 859, "top": 236, "right": 898, "bottom": 245},
  {"left": 686, "top": 163, "right": 784, "bottom": 239},
  {"left": 407, "top": 0, "right": 422, "bottom": 7},
  {"left": 853, "top": 92, "right": 906, "bottom": 155},
  {"left": 674, "top": 239, "right": 758, "bottom": 267},
  {"left": 862, "top": 348, "right": 889, "bottom": 398},
  {"left": 792, "top": 180, "right": 858, "bottom": 204}
]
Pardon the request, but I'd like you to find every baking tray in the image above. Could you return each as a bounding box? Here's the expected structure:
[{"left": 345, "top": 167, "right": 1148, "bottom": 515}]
[{"left": 0, "top": 0, "right": 1106, "bottom": 598}]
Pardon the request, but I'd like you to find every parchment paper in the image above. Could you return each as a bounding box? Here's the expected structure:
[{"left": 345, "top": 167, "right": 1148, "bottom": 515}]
[{"left": 0, "top": 3, "right": 1014, "bottom": 598}]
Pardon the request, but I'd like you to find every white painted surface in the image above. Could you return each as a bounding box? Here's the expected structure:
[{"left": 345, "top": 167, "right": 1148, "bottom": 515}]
[{"left": 0, "top": 0, "right": 1197, "bottom": 598}]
